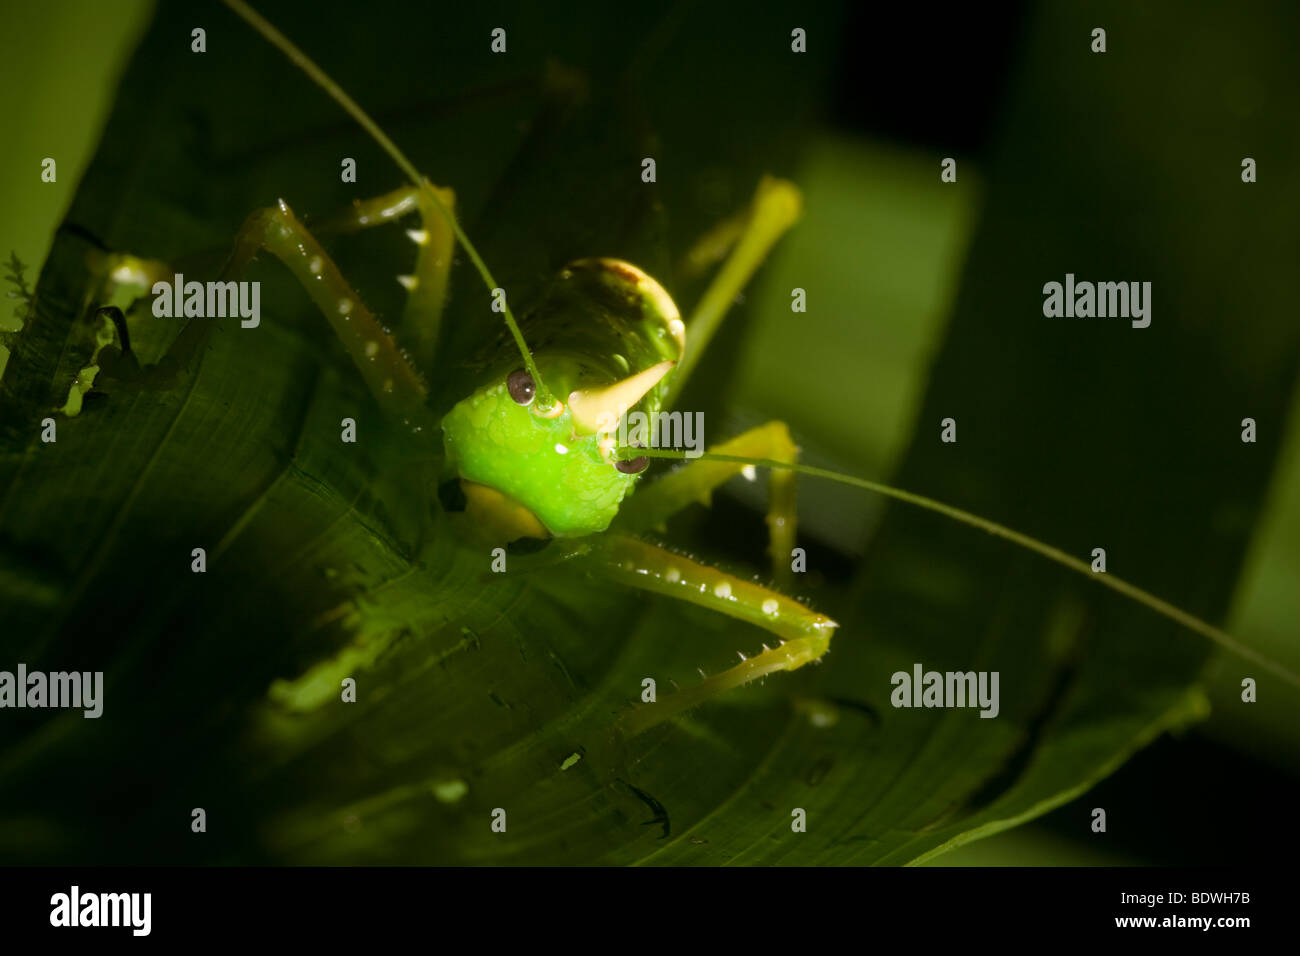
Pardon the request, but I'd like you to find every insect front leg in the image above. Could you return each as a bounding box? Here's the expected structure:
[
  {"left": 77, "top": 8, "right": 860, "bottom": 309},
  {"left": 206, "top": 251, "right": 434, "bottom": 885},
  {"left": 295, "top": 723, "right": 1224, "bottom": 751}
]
[
  {"left": 223, "top": 198, "right": 436, "bottom": 431},
  {"left": 615, "top": 421, "right": 799, "bottom": 589},
  {"left": 590, "top": 534, "right": 836, "bottom": 737},
  {"left": 317, "top": 182, "right": 456, "bottom": 372}
]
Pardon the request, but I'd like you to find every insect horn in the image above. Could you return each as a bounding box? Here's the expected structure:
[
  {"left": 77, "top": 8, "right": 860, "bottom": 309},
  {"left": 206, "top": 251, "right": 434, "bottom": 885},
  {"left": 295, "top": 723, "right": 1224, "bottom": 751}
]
[
  {"left": 568, "top": 360, "right": 676, "bottom": 434},
  {"left": 220, "top": 0, "right": 556, "bottom": 409},
  {"left": 623, "top": 447, "right": 1300, "bottom": 691}
]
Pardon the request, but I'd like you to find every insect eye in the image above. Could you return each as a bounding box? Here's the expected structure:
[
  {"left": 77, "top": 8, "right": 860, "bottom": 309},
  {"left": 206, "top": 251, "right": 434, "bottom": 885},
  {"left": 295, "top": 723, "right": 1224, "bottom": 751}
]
[
  {"left": 506, "top": 369, "right": 535, "bottom": 405},
  {"left": 615, "top": 454, "right": 649, "bottom": 475}
]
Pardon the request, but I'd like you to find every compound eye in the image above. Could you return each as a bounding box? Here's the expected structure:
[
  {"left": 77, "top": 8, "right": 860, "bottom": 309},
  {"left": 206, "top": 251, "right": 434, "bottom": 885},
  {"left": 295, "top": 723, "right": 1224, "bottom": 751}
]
[
  {"left": 615, "top": 453, "right": 649, "bottom": 475},
  {"left": 507, "top": 369, "right": 536, "bottom": 406}
]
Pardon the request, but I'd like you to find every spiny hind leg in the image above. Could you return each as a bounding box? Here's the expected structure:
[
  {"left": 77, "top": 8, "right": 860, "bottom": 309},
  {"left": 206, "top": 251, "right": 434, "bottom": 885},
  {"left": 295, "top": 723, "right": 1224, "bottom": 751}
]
[
  {"left": 318, "top": 182, "right": 456, "bottom": 371},
  {"left": 223, "top": 198, "right": 435, "bottom": 429},
  {"left": 615, "top": 421, "right": 799, "bottom": 590},
  {"left": 592, "top": 534, "right": 836, "bottom": 736}
]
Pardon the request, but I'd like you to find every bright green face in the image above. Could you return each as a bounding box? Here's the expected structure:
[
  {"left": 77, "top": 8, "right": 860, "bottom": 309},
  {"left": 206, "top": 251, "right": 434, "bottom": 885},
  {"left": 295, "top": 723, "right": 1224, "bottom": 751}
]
[
  {"left": 440, "top": 259, "right": 685, "bottom": 539},
  {"left": 441, "top": 357, "right": 638, "bottom": 537}
]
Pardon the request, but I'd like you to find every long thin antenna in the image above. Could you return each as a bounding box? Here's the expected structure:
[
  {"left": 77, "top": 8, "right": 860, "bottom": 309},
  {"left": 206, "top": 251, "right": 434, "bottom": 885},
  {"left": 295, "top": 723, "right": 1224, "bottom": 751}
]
[
  {"left": 626, "top": 447, "right": 1300, "bottom": 690},
  {"left": 221, "top": 0, "right": 554, "bottom": 407}
]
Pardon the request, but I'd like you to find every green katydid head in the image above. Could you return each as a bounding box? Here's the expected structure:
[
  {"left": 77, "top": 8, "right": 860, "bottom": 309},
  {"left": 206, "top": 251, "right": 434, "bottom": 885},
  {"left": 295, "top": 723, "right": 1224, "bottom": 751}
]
[{"left": 441, "top": 259, "right": 686, "bottom": 539}]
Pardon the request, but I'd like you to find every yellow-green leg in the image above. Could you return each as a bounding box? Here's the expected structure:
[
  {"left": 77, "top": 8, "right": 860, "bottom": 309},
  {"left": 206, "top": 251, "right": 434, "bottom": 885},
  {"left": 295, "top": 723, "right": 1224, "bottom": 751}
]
[
  {"left": 665, "top": 175, "right": 802, "bottom": 405},
  {"left": 223, "top": 198, "right": 437, "bottom": 431},
  {"left": 615, "top": 421, "right": 800, "bottom": 589},
  {"left": 591, "top": 534, "right": 836, "bottom": 737},
  {"left": 318, "top": 182, "right": 456, "bottom": 372},
  {"left": 598, "top": 423, "right": 827, "bottom": 736}
]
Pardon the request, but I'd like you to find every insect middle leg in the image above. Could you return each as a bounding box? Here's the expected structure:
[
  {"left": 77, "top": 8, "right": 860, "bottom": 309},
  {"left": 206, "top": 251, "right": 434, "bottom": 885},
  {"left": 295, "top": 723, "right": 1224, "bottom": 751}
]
[{"left": 614, "top": 421, "right": 800, "bottom": 589}]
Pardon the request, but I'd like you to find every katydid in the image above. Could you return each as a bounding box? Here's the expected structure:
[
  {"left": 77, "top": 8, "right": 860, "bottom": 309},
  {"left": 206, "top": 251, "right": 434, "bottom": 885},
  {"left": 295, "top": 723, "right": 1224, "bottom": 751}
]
[{"left": 89, "top": 0, "right": 1286, "bottom": 739}]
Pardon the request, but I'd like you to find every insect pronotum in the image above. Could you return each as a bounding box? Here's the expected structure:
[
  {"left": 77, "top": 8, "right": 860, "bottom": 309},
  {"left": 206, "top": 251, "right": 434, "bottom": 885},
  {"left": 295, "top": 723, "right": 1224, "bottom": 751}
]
[{"left": 86, "top": 0, "right": 1300, "bottom": 741}]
